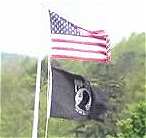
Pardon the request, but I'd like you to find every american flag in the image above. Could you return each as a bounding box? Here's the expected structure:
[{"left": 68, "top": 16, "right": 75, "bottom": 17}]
[{"left": 49, "top": 10, "right": 111, "bottom": 62}]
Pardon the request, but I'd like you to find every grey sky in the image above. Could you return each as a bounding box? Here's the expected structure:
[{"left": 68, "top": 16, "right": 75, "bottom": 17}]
[{"left": 0, "top": 0, "right": 145, "bottom": 57}]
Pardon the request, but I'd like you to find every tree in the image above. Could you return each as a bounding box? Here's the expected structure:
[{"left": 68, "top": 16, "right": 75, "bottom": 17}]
[{"left": 107, "top": 102, "right": 146, "bottom": 138}]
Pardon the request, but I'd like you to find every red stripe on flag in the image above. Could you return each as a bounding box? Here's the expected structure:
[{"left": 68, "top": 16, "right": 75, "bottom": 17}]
[
  {"left": 81, "top": 34, "right": 107, "bottom": 40},
  {"left": 51, "top": 38, "right": 106, "bottom": 47},
  {"left": 89, "top": 30, "right": 106, "bottom": 34}
]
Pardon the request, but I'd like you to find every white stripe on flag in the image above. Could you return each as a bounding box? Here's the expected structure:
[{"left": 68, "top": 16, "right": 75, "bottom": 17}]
[
  {"left": 51, "top": 34, "right": 107, "bottom": 45},
  {"left": 51, "top": 49, "right": 107, "bottom": 59},
  {"left": 51, "top": 42, "right": 107, "bottom": 52}
]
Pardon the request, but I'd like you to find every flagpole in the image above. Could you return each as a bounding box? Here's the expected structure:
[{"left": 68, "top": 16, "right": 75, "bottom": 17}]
[
  {"left": 43, "top": 2, "right": 52, "bottom": 137},
  {"left": 45, "top": 51, "right": 52, "bottom": 138},
  {"left": 32, "top": 57, "right": 42, "bottom": 138},
  {"left": 47, "top": 7, "right": 53, "bottom": 120}
]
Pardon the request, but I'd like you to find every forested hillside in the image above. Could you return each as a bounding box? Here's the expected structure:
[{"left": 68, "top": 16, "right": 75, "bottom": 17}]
[{"left": 1, "top": 32, "right": 146, "bottom": 138}]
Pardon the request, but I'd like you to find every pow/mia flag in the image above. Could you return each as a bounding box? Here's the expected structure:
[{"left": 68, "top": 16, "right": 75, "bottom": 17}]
[{"left": 50, "top": 67, "right": 107, "bottom": 121}]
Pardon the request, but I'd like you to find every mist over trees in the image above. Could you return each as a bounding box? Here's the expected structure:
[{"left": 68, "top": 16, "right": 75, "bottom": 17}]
[{"left": 1, "top": 32, "right": 146, "bottom": 138}]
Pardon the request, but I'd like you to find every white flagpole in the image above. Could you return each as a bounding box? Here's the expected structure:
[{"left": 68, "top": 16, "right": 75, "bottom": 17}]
[
  {"left": 32, "top": 57, "right": 42, "bottom": 138},
  {"left": 42, "top": 2, "right": 52, "bottom": 137},
  {"left": 46, "top": 8, "right": 53, "bottom": 121},
  {"left": 45, "top": 51, "right": 52, "bottom": 138}
]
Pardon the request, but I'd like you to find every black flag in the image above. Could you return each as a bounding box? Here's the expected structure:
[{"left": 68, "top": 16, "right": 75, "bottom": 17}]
[{"left": 50, "top": 67, "right": 107, "bottom": 121}]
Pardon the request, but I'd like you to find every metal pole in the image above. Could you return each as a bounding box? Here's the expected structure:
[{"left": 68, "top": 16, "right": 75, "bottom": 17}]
[
  {"left": 32, "top": 57, "right": 42, "bottom": 138},
  {"left": 45, "top": 54, "right": 52, "bottom": 138},
  {"left": 43, "top": 4, "right": 52, "bottom": 137}
]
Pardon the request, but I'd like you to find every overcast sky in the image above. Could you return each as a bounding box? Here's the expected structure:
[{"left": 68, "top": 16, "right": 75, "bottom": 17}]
[{"left": 0, "top": 0, "right": 145, "bottom": 57}]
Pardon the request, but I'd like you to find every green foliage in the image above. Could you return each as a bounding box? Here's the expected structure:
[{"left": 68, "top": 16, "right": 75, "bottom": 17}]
[
  {"left": 107, "top": 102, "right": 146, "bottom": 138},
  {"left": 1, "top": 53, "right": 37, "bottom": 137},
  {"left": 131, "top": 102, "right": 146, "bottom": 137}
]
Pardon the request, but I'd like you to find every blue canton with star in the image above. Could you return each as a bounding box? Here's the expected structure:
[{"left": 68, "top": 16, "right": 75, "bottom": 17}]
[{"left": 49, "top": 11, "right": 81, "bottom": 36}]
